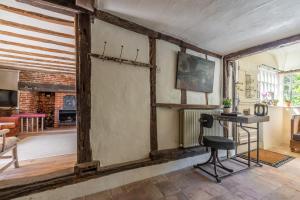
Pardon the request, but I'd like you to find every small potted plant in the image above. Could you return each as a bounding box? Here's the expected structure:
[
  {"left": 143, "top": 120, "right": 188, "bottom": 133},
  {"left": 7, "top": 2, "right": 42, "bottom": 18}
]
[
  {"left": 272, "top": 99, "right": 279, "bottom": 106},
  {"left": 284, "top": 99, "right": 292, "bottom": 107},
  {"left": 223, "top": 98, "right": 232, "bottom": 113}
]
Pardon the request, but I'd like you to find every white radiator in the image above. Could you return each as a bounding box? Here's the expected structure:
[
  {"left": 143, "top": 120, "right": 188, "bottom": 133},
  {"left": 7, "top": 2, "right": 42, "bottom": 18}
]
[{"left": 179, "top": 109, "right": 223, "bottom": 148}]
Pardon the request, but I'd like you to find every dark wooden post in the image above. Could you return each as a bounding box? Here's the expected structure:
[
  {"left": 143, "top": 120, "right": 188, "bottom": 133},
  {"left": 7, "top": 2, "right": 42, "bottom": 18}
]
[
  {"left": 149, "top": 37, "right": 158, "bottom": 152},
  {"left": 76, "top": 13, "right": 92, "bottom": 163},
  {"left": 180, "top": 47, "right": 187, "bottom": 104}
]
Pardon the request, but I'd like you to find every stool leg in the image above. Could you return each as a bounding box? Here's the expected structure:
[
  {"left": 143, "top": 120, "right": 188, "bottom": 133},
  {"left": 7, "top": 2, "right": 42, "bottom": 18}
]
[{"left": 216, "top": 150, "right": 234, "bottom": 173}]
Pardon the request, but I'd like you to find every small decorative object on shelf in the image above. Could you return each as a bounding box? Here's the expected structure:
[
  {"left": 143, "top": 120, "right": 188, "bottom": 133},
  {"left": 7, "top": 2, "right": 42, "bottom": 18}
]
[
  {"left": 243, "top": 108, "right": 251, "bottom": 115},
  {"left": 254, "top": 103, "right": 268, "bottom": 116},
  {"left": 223, "top": 98, "right": 232, "bottom": 113}
]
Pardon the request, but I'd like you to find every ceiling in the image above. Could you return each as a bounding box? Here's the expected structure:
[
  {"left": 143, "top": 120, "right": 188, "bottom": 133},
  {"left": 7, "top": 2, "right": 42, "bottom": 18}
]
[
  {"left": 96, "top": 0, "right": 300, "bottom": 55},
  {"left": 0, "top": 0, "right": 75, "bottom": 74}
]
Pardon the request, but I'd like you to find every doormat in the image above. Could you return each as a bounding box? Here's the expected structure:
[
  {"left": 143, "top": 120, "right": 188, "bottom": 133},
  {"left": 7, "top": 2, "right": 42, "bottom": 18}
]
[{"left": 237, "top": 149, "right": 294, "bottom": 168}]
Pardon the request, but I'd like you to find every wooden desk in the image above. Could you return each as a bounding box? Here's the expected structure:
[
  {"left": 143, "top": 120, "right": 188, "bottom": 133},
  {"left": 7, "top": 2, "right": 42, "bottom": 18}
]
[
  {"left": 213, "top": 114, "right": 270, "bottom": 168},
  {"left": 11, "top": 113, "right": 46, "bottom": 133}
]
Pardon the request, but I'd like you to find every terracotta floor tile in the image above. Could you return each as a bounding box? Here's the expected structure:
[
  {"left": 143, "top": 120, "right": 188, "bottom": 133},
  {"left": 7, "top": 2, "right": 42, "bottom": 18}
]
[
  {"left": 155, "top": 180, "right": 181, "bottom": 196},
  {"left": 161, "top": 192, "right": 189, "bottom": 200},
  {"left": 85, "top": 190, "right": 112, "bottom": 200}
]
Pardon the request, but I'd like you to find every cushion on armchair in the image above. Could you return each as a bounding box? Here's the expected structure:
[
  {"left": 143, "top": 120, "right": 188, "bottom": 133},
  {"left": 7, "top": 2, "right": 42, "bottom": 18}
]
[
  {"left": 293, "top": 133, "right": 300, "bottom": 141},
  {"left": 0, "top": 117, "right": 20, "bottom": 137}
]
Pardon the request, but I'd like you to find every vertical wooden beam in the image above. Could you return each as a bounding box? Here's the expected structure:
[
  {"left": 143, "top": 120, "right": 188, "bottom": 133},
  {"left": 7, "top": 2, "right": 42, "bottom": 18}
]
[
  {"left": 180, "top": 47, "right": 187, "bottom": 104},
  {"left": 222, "top": 58, "right": 229, "bottom": 138},
  {"left": 149, "top": 37, "right": 158, "bottom": 152},
  {"left": 223, "top": 58, "right": 229, "bottom": 99},
  {"left": 76, "top": 13, "right": 92, "bottom": 163},
  {"left": 204, "top": 54, "right": 209, "bottom": 105}
]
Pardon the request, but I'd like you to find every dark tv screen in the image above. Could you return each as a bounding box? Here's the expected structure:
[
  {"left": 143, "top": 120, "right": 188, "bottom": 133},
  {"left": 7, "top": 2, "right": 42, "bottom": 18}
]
[
  {"left": 176, "top": 52, "right": 215, "bottom": 93},
  {"left": 0, "top": 89, "right": 18, "bottom": 107}
]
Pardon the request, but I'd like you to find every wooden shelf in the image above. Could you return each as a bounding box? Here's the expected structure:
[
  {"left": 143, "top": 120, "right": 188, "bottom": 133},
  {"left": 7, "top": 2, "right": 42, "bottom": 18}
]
[{"left": 155, "top": 103, "right": 220, "bottom": 110}]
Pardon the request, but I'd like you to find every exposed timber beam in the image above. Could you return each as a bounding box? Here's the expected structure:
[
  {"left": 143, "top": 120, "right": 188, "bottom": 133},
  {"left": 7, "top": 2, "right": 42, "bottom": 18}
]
[
  {"left": 0, "top": 62, "right": 75, "bottom": 73},
  {"left": 224, "top": 34, "right": 300, "bottom": 60},
  {"left": 0, "top": 40, "right": 76, "bottom": 55},
  {"left": 0, "top": 63, "right": 75, "bottom": 74},
  {"left": 16, "top": 0, "right": 85, "bottom": 16},
  {"left": 0, "top": 4, "right": 74, "bottom": 27},
  {"left": 279, "top": 69, "right": 300, "bottom": 74},
  {"left": 93, "top": 10, "right": 222, "bottom": 59},
  {"left": 0, "top": 30, "right": 75, "bottom": 48},
  {"left": 0, "top": 54, "right": 75, "bottom": 65},
  {"left": 0, "top": 59, "right": 75, "bottom": 69},
  {"left": 76, "top": 13, "right": 92, "bottom": 164},
  {"left": 0, "top": 48, "right": 75, "bottom": 61},
  {"left": 18, "top": 82, "right": 75, "bottom": 92},
  {"left": 0, "top": 19, "right": 75, "bottom": 39}
]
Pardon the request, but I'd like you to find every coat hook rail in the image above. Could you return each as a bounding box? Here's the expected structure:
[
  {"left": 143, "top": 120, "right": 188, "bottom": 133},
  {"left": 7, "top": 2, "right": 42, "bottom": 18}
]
[{"left": 89, "top": 53, "right": 155, "bottom": 69}]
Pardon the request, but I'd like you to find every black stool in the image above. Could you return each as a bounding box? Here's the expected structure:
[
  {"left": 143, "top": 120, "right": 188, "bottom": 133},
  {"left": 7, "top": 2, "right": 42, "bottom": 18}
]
[{"left": 194, "top": 114, "right": 236, "bottom": 183}]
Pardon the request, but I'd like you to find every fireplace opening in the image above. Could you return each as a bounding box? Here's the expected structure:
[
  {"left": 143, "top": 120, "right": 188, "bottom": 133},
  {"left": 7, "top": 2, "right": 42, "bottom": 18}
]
[
  {"left": 58, "top": 95, "right": 76, "bottom": 126},
  {"left": 59, "top": 110, "right": 76, "bottom": 126}
]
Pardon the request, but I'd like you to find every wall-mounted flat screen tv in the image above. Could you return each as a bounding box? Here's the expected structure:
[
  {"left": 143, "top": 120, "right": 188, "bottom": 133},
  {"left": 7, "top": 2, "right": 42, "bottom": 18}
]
[
  {"left": 0, "top": 89, "right": 18, "bottom": 107},
  {"left": 176, "top": 52, "right": 215, "bottom": 93}
]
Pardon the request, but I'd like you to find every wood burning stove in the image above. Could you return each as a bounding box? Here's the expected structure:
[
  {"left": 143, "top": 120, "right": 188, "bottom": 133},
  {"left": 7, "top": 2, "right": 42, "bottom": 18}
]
[{"left": 59, "top": 95, "right": 76, "bottom": 126}]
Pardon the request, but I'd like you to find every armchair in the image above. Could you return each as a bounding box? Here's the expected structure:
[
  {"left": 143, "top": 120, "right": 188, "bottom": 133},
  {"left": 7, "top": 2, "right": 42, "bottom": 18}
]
[
  {"left": 0, "top": 129, "right": 19, "bottom": 173},
  {"left": 0, "top": 117, "right": 20, "bottom": 137},
  {"left": 290, "top": 115, "right": 300, "bottom": 152}
]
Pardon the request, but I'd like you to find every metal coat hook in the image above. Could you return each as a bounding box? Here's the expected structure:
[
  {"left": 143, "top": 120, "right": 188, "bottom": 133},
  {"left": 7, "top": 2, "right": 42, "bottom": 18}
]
[
  {"left": 134, "top": 49, "right": 139, "bottom": 62},
  {"left": 102, "top": 41, "right": 107, "bottom": 61},
  {"left": 119, "top": 45, "right": 124, "bottom": 62}
]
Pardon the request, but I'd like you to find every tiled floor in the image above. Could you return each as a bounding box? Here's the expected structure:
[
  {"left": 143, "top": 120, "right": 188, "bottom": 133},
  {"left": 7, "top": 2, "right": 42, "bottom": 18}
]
[{"left": 74, "top": 148, "right": 300, "bottom": 200}]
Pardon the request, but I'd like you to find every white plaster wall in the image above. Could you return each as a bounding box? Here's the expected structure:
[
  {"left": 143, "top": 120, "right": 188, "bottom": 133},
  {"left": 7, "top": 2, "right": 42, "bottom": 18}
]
[
  {"left": 0, "top": 69, "right": 19, "bottom": 90},
  {"left": 156, "top": 40, "right": 181, "bottom": 104},
  {"left": 90, "top": 20, "right": 150, "bottom": 166}
]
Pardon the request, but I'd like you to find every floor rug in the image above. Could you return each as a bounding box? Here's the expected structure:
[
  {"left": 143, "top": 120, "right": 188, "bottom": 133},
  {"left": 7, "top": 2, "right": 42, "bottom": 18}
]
[
  {"left": 17, "top": 133, "right": 77, "bottom": 161},
  {"left": 237, "top": 149, "right": 294, "bottom": 168}
]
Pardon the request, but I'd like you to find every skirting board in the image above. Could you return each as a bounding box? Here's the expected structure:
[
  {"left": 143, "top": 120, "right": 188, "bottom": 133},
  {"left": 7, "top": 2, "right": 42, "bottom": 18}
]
[{"left": 13, "top": 150, "right": 226, "bottom": 200}]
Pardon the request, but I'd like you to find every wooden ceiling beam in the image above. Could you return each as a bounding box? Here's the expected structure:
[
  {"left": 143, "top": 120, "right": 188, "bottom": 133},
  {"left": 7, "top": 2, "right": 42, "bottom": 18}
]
[
  {"left": 224, "top": 34, "right": 300, "bottom": 60},
  {"left": 0, "top": 19, "right": 75, "bottom": 39},
  {"left": 94, "top": 10, "right": 222, "bottom": 59},
  {"left": 0, "top": 48, "right": 75, "bottom": 61},
  {"left": 0, "top": 61, "right": 75, "bottom": 72},
  {"left": 16, "top": 0, "right": 79, "bottom": 16},
  {"left": 0, "top": 40, "right": 75, "bottom": 55},
  {"left": 0, "top": 54, "right": 75, "bottom": 65},
  {"left": 0, "top": 4, "right": 74, "bottom": 27},
  {"left": 0, "top": 59, "right": 75, "bottom": 69},
  {"left": 0, "top": 63, "right": 75, "bottom": 74},
  {"left": 0, "top": 30, "right": 75, "bottom": 48}
]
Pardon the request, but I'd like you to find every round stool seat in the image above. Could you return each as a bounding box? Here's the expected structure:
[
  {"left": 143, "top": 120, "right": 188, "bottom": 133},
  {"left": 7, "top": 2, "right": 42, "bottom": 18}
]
[{"left": 203, "top": 136, "right": 235, "bottom": 150}]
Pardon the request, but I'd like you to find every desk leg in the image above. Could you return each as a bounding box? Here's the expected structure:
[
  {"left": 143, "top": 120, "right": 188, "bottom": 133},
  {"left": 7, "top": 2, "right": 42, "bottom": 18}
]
[
  {"left": 37, "top": 117, "right": 39, "bottom": 133},
  {"left": 257, "top": 122, "right": 262, "bottom": 167},
  {"left": 26, "top": 118, "right": 29, "bottom": 133},
  {"left": 240, "top": 123, "right": 251, "bottom": 167},
  {"left": 21, "top": 118, "right": 23, "bottom": 133},
  {"left": 41, "top": 118, "right": 44, "bottom": 132}
]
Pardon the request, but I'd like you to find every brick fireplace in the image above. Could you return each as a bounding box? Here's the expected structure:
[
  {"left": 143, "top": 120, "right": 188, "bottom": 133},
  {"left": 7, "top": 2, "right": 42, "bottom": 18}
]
[{"left": 18, "top": 71, "right": 76, "bottom": 128}]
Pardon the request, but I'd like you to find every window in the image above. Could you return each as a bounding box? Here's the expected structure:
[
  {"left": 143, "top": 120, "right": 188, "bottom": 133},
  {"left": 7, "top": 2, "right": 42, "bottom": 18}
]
[
  {"left": 283, "top": 73, "right": 300, "bottom": 106},
  {"left": 258, "top": 66, "right": 279, "bottom": 103}
]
